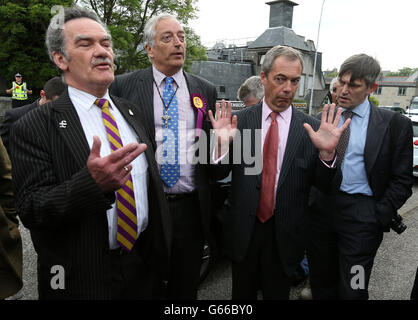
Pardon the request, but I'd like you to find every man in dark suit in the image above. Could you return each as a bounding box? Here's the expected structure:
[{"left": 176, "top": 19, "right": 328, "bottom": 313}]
[
  {"left": 208, "top": 45, "right": 350, "bottom": 299},
  {"left": 0, "top": 76, "right": 66, "bottom": 154},
  {"left": 9, "top": 6, "right": 170, "bottom": 299},
  {"left": 0, "top": 137, "right": 22, "bottom": 300},
  {"left": 307, "top": 54, "right": 413, "bottom": 300},
  {"left": 110, "top": 13, "right": 217, "bottom": 299}
]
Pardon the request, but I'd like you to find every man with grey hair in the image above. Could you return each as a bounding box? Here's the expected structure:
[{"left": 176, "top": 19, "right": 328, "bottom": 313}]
[
  {"left": 111, "top": 13, "right": 217, "bottom": 299},
  {"left": 237, "top": 76, "right": 264, "bottom": 107},
  {"left": 9, "top": 6, "right": 170, "bottom": 299},
  {"left": 307, "top": 54, "right": 413, "bottom": 299},
  {"left": 209, "top": 45, "right": 349, "bottom": 299},
  {"left": 329, "top": 77, "right": 339, "bottom": 104}
]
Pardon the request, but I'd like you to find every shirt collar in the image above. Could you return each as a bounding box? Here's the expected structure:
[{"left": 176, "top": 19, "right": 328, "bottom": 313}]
[
  {"left": 152, "top": 65, "right": 185, "bottom": 87},
  {"left": 262, "top": 99, "right": 292, "bottom": 123},
  {"left": 68, "top": 86, "right": 112, "bottom": 111},
  {"left": 342, "top": 98, "right": 370, "bottom": 118}
]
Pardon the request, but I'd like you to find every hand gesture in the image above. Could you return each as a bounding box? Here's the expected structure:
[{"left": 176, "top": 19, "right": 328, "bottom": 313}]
[
  {"left": 303, "top": 104, "right": 351, "bottom": 161},
  {"left": 87, "top": 136, "right": 147, "bottom": 192},
  {"left": 208, "top": 100, "right": 238, "bottom": 159}
]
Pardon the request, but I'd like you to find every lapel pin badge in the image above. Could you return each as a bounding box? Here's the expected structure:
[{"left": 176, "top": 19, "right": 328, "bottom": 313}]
[
  {"left": 128, "top": 109, "right": 134, "bottom": 116},
  {"left": 59, "top": 120, "right": 67, "bottom": 128}
]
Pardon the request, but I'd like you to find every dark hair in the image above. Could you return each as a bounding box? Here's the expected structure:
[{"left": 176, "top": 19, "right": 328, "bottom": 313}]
[
  {"left": 43, "top": 76, "right": 67, "bottom": 100},
  {"left": 338, "top": 54, "right": 381, "bottom": 88},
  {"left": 45, "top": 6, "right": 110, "bottom": 62}
]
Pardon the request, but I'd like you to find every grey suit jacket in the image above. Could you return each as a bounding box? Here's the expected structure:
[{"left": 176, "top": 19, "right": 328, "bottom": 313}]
[
  {"left": 9, "top": 89, "right": 171, "bottom": 299},
  {"left": 212, "top": 103, "right": 338, "bottom": 276},
  {"left": 110, "top": 67, "right": 218, "bottom": 245}
]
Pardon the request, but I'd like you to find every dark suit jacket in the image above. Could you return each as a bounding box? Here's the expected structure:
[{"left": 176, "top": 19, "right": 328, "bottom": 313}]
[
  {"left": 0, "top": 137, "right": 22, "bottom": 299},
  {"left": 9, "top": 89, "right": 171, "bottom": 299},
  {"left": 212, "top": 104, "right": 338, "bottom": 276},
  {"left": 110, "top": 67, "right": 218, "bottom": 247},
  {"left": 0, "top": 100, "right": 39, "bottom": 154},
  {"left": 311, "top": 103, "right": 413, "bottom": 229}
]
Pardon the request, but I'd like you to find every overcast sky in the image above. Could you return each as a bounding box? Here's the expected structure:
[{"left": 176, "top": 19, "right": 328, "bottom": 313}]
[{"left": 189, "top": 0, "right": 418, "bottom": 72}]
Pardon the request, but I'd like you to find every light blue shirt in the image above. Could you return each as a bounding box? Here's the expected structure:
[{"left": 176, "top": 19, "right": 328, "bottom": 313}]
[{"left": 339, "top": 98, "right": 373, "bottom": 196}]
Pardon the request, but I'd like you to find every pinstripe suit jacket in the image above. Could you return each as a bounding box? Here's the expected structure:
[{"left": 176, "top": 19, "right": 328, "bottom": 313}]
[
  {"left": 9, "top": 89, "right": 171, "bottom": 299},
  {"left": 110, "top": 67, "right": 218, "bottom": 246},
  {"left": 212, "top": 104, "right": 338, "bottom": 276}
]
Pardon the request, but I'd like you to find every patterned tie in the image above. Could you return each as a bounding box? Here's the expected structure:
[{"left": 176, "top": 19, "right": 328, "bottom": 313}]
[
  {"left": 336, "top": 110, "right": 354, "bottom": 166},
  {"left": 160, "top": 77, "right": 180, "bottom": 187},
  {"left": 94, "top": 98, "right": 137, "bottom": 252},
  {"left": 256, "top": 112, "right": 278, "bottom": 223}
]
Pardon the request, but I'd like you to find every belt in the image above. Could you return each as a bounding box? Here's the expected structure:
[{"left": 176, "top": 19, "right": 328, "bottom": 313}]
[{"left": 164, "top": 192, "right": 197, "bottom": 201}]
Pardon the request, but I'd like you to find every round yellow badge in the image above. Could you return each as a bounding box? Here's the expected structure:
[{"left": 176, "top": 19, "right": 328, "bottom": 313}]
[{"left": 193, "top": 97, "right": 203, "bottom": 109}]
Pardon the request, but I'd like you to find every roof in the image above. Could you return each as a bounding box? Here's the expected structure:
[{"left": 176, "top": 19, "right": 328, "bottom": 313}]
[{"left": 247, "top": 26, "right": 310, "bottom": 51}]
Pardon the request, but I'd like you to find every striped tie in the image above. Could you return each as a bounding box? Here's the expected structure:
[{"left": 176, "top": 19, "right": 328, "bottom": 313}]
[{"left": 95, "top": 98, "right": 137, "bottom": 252}]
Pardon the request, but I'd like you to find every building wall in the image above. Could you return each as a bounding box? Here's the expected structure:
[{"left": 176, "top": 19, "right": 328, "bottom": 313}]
[
  {"left": 371, "top": 86, "right": 417, "bottom": 109},
  {"left": 191, "top": 60, "right": 253, "bottom": 100}
]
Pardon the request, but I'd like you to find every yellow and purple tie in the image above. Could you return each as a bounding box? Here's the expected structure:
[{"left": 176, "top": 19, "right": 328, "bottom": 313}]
[{"left": 95, "top": 98, "right": 137, "bottom": 252}]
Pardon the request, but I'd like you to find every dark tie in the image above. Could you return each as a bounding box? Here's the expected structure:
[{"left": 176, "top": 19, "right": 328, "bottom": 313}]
[
  {"left": 336, "top": 110, "right": 354, "bottom": 166},
  {"left": 256, "top": 112, "right": 278, "bottom": 223},
  {"left": 94, "top": 98, "right": 138, "bottom": 252}
]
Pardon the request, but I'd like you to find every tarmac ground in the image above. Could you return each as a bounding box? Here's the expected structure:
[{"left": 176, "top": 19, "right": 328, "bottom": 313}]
[{"left": 8, "top": 183, "right": 418, "bottom": 300}]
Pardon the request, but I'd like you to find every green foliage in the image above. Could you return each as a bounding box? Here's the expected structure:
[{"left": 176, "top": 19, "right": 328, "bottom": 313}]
[
  {"left": 0, "top": 0, "right": 73, "bottom": 94},
  {"left": 76, "top": 0, "right": 207, "bottom": 74},
  {"left": 369, "top": 95, "right": 379, "bottom": 106},
  {"left": 386, "top": 67, "right": 418, "bottom": 77},
  {"left": 0, "top": 0, "right": 207, "bottom": 96}
]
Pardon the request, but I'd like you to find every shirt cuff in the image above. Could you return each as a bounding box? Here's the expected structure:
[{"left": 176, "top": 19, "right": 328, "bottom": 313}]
[{"left": 320, "top": 155, "right": 337, "bottom": 168}]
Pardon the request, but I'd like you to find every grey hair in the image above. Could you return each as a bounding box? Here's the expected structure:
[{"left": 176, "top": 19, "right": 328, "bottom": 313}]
[
  {"left": 261, "top": 45, "right": 304, "bottom": 76},
  {"left": 338, "top": 54, "right": 381, "bottom": 88},
  {"left": 237, "top": 76, "right": 264, "bottom": 102},
  {"left": 329, "top": 77, "right": 338, "bottom": 93},
  {"left": 144, "top": 13, "right": 180, "bottom": 48},
  {"left": 45, "top": 6, "right": 110, "bottom": 62}
]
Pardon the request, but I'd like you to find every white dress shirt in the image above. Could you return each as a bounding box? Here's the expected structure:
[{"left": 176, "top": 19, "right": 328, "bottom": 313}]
[{"left": 69, "top": 86, "right": 149, "bottom": 250}]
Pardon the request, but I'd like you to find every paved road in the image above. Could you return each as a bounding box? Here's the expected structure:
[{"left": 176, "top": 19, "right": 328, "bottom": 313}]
[
  {"left": 198, "top": 183, "right": 418, "bottom": 300},
  {"left": 8, "top": 183, "right": 418, "bottom": 300}
]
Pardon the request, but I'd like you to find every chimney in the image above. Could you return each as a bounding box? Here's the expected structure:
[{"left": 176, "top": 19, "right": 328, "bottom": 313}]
[{"left": 266, "top": 0, "right": 298, "bottom": 29}]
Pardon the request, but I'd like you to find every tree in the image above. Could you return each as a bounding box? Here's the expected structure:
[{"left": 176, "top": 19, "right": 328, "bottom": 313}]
[
  {"left": 369, "top": 95, "right": 379, "bottom": 106},
  {"left": 0, "top": 0, "right": 73, "bottom": 95},
  {"left": 75, "top": 0, "right": 207, "bottom": 74},
  {"left": 386, "top": 67, "right": 418, "bottom": 77}
]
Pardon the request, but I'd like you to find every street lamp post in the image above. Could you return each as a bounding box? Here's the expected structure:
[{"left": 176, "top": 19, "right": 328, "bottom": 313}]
[{"left": 309, "top": 0, "right": 326, "bottom": 116}]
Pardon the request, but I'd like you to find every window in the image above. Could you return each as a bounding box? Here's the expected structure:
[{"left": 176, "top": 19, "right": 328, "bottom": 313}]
[
  {"left": 374, "top": 87, "right": 382, "bottom": 95},
  {"left": 298, "top": 75, "right": 306, "bottom": 96},
  {"left": 307, "top": 76, "right": 313, "bottom": 92},
  {"left": 398, "top": 87, "right": 406, "bottom": 96},
  {"left": 258, "top": 52, "right": 266, "bottom": 66},
  {"left": 219, "top": 86, "right": 225, "bottom": 93}
]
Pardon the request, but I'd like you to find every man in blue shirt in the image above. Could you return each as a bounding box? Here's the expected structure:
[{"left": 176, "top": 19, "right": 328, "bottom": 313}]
[{"left": 307, "top": 54, "right": 413, "bottom": 299}]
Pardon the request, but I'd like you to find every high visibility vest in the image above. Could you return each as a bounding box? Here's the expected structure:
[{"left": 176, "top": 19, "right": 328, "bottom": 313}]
[{"left": 12, "top": 81, "right": 28, "bottom": 100}]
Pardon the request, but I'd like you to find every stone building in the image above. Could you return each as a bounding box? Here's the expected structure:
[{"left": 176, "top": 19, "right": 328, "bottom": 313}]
[
  {"left": 371, "top": 70, "right": 418, "bottom": 110},
  {"left": 191, "top": 0, "right": 326, "bottom": 109}
]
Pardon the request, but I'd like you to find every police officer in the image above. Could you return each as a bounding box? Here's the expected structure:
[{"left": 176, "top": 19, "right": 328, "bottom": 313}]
[{"left": 5, "top": 73, "right": 32, "bottom": 108}]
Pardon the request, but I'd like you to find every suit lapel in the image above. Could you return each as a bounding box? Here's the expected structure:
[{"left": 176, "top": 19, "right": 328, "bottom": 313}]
[
  {"left": 111, "top": 95, "right": 153, "bottom": 148},
  {"left": 276, "top": 107, "right": 304, "bottom": 191},
  {"left": 364, "top": 103, "right": 389, "bottom": 175},
  {"left": 184, "top": 72, "right": 198, "bottom": 120},
  {"left": 50, "top": 90, "right": 90, "bottom": 168},
  {"left": 136, "top": 67, "right": 156, "bottom": 140}
]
